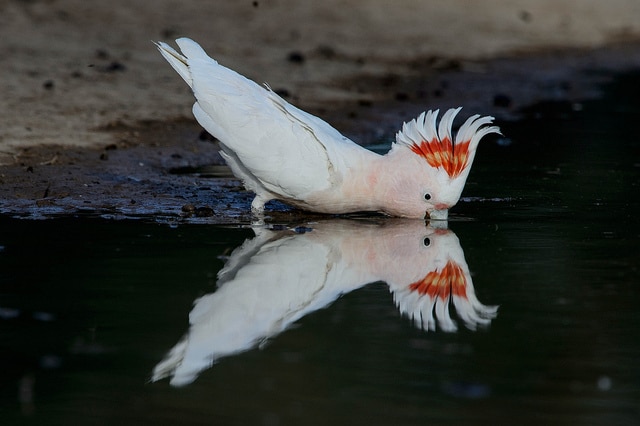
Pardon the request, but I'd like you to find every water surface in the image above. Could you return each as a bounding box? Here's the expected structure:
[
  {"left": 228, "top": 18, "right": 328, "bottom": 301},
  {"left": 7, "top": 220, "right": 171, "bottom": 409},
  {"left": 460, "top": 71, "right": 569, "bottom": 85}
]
[{"left": 1, "top": 73, "right": 639, "bottom": 425}]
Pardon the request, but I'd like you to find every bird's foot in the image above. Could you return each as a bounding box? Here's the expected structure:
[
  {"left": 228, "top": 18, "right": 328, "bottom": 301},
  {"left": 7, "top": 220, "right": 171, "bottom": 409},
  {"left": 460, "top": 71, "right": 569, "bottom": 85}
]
[{"left": 251, "top": 215, "right": 265, "bottom": 227}]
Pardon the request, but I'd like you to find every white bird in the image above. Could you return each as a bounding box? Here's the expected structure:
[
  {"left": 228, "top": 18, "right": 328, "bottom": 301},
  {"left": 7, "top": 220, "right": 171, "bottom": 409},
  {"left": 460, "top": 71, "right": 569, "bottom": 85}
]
[
  {"left": 151, "top": 219, "right": 497, "bottom": 386},
  {"left": 155, "top": 38, "right": 501, "bottom": 219}
]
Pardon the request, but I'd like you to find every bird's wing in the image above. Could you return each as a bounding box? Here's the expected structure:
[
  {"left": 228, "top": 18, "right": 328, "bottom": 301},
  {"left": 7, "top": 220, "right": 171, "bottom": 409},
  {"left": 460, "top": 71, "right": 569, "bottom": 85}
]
[{"left": 157, "top": 38, "right": 366, "bottom": 200}]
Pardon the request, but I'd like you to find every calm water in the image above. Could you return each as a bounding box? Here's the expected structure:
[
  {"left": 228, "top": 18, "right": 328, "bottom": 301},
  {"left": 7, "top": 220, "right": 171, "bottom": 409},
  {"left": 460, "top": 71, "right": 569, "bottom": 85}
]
[{"left": 1, "top": 73, "right": 639, "bottom": 425}]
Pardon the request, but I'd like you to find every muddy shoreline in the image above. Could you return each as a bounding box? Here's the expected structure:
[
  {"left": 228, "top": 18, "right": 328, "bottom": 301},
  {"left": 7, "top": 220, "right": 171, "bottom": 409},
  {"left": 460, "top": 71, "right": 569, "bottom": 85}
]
[
  {"left": 2, "top": 42, "right": 640, "bottom": 222},
  {"left": 4, "top": 0, "right": 640, "bottom": 222}
]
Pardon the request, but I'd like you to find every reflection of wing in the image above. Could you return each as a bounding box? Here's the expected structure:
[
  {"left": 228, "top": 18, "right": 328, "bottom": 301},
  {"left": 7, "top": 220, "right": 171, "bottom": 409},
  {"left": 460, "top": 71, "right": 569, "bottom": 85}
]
[
  {"left": 152, "top": 220, "right": 498, "bottom": 387},
  {"left": 152, "top": 225, "right": 372, "bottom": 387},
  {"left": 216, "top": 228, "right": 281, "bottom": 286}
]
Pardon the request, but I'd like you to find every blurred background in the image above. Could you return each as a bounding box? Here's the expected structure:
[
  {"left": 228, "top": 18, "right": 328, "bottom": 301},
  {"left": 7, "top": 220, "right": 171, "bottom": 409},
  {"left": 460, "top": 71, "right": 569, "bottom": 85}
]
[{"left": 2, "top": 0, "right": 640, "bottom": 150}]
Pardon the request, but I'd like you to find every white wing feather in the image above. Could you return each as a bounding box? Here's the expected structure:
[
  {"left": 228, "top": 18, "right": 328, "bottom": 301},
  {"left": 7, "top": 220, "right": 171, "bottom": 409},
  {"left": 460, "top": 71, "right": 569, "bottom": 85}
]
[{"left": 157, "top": 38, "right": 367, "bottom": 201}]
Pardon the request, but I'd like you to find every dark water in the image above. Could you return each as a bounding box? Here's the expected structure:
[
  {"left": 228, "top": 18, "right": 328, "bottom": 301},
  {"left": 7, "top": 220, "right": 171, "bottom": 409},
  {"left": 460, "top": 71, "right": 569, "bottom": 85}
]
[{"left": 1, "top": 73, "right": 639, "bottom": 425}]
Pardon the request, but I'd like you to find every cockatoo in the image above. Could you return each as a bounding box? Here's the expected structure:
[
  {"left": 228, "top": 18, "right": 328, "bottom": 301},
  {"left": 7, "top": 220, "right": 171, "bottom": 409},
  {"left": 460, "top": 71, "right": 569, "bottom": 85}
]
[
  {"left": 151, "top": 219, "right": 497, "bottom": 386},
  {"left": 156, "top": 38, "right": 500, "bottom": 219}
]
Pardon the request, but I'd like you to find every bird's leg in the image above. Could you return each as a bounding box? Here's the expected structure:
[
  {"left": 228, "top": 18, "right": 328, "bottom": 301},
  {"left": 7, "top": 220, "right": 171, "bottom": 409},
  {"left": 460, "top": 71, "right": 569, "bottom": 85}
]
[
  {"left": 251, "top": 196, "right": 267, "bottom": 226},
  {"left": 251, "top": 195, "right": 266, "bottom": 215}
]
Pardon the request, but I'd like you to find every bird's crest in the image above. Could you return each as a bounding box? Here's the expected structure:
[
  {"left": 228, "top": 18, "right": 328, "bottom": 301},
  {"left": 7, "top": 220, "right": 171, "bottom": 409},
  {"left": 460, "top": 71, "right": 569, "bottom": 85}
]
[{"left": 395, "top": 108, "right": 500, "bottom": 179}]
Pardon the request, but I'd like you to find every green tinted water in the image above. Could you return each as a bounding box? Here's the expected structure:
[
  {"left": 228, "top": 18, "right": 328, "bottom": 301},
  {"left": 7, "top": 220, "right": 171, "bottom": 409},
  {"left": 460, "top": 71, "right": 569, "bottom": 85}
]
[{"left": 1, "top": 73, "right": 639, "bottom": 425}]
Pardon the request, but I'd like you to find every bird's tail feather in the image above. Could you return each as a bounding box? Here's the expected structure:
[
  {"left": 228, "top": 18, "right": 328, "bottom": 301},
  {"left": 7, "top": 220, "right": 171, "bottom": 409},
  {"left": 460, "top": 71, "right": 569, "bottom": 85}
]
[
  {"left": 174, "top": 38, "right": 215, "bottom": 63},
  {"left": 155, "top": 40, "right": 193, "bottom": 88},
  {"left": 155, "top": 38, "right": 220, "bottom": 89}
]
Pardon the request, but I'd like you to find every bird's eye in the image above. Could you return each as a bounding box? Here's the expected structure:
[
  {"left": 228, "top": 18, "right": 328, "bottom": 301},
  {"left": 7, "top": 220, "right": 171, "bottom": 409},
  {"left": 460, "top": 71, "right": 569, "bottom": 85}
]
[
  {"left": 424, "top": 193, "right": 432, "bottom": 201},
  {"left": 423, "top": 237, "right": 431, "bottom": 247}
]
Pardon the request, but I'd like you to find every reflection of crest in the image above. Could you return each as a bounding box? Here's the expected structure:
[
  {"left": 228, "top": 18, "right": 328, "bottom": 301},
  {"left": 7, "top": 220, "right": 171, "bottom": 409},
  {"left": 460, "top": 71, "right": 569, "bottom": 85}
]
[
  {"left": 152, "top": 220, "right": 497, "bottom": 386},
  {"left": 409, "top": 260, "right": 467, "bottom": 298},
  {"left": 394, "top": 259, "right": 497, "bottom": 332}
]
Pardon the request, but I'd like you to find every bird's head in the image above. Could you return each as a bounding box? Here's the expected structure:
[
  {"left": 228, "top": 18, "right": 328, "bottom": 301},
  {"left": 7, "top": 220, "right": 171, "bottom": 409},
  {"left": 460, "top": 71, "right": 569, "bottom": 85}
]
[{"left": 387, "top": 108, "right": 500, "bottom": 219}]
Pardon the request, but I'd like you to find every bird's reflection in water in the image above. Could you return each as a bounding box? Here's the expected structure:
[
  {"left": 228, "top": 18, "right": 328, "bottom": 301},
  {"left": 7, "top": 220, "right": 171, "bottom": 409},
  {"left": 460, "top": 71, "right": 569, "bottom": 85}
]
[{"left": 152, "top": 219, "right": 497, "bottom": 386}]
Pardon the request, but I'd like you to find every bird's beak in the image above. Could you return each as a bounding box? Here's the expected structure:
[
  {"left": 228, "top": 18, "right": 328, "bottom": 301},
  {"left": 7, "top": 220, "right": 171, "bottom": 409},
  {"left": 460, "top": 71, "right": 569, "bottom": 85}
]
[{"left": 428, "top": 209, "right": 448, "bottom": 221}]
